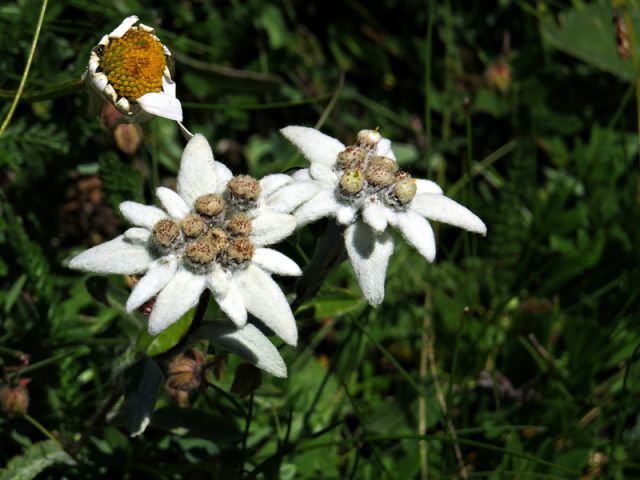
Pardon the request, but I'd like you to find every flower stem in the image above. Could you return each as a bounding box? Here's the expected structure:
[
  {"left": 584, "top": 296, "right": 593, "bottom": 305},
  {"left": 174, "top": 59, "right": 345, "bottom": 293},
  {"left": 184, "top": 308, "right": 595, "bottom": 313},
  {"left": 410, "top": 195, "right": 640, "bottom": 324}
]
[
  {"left": 0, "top": 78, "right": 83, "bottom": 103},
  {"left": 23, "top": 414, "right": 62, "bottom": 448},
  {"left": 0, "top": 0, "right": 49, "bottom": 138}
]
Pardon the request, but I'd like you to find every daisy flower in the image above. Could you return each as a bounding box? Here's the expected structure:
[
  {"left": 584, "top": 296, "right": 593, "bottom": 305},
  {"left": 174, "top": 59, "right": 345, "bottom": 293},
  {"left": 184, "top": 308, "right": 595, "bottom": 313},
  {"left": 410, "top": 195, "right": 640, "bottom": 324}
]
[
  {"left": 281, "top": 126, "right": 487, "bottom": 306},
  {"left": 84, "top": 15, "right": 182, "bottom": 123},
  {"left": 69, "top": 134, "right": 303, "bottom": 345}
]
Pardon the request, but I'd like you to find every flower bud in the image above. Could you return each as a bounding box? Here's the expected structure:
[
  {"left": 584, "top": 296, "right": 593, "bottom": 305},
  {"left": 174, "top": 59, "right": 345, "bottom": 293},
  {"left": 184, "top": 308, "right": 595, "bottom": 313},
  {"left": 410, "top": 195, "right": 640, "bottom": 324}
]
[
  {"left": 185, "top": 238, "right": 218, "bottom": 265},
  {"left": 230, "top": 363, "right": 262, "bottom": 397},
  {"left": 339, "top": 169, "right": 364, "bottom": 196},
  {"left": 0, "top": 383, "right": 29, "bottom": 418},
  {"left": 226, "top": 214, "right": 252, "bottom": 237},
  {"left": 365, "top": 165, "right": 395, "bottom": 189},
  {"left": 166, "top": 354, "right": 202, "bottom": 393},
  {"left": 205, "top": 227, "right": 229, "bottom": 252},
  {"left": 337, "top": 146, "right": 366, "bottom": 170},
  {"left": 224, "top": 237, "right": 255, "bottom": 265},
  {"left": 368, "top": 155, "right": 398, "bottom": 174},
  {"left": 181, "top": 213, "right": 205, "bottom": 238},
  {"left": 485, "top": 60, "right": 511, "bottom": 94},
  {"left": 392, "top": 178, "right": 417, "bottom": 205},
  {"left": 152, "top": 219, "right": 181, "bottom": 250},
  {"left": 194, "top": 194, "right": 225, "bottom": 220},
  {"left": 114, "top": 123, "right": 143, "bottom": 155},
  {"left": 356, "top": 129, "right": 381, "bottom": 149},
  {"left": 227, "top": 175, "right": 261, "bottom": 208}
]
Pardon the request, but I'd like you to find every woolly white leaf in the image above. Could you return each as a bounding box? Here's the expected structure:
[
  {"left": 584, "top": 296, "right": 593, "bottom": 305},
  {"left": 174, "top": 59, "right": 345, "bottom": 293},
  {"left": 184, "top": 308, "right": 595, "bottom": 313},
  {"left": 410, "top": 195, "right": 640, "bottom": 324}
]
[
  {"left": 68, "top": 235, "right": 152, "bottom": 275},
  {"left": 177, "top": 134, "right": 218, "bottom": 207},
  {"left": 148, "top": 270, "right": 205, "bottom": 335},
  {"left": 280, "top": 126, "right": 345, "bottom": 166},
  {"left": 411, "top": 194, "right": 487, "bottom": 235}
]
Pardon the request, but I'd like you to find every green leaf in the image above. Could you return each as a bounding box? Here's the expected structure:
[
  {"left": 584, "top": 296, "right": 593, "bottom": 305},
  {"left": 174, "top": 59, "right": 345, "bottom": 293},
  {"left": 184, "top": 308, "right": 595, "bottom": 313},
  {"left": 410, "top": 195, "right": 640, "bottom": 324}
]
[
  {"left": 151, "top": 406, "right": 242, "bottom": 441},
  {"left": 540, "top": 4, "right": 639, "bottom": 82},
  {"left": 136, "top": 308, "right": 195, "bottom": 357},
  {"left": 4, "top": 274, "right": 26, "bottom": 313},
  {"left": 303, "top": 288, "right": 365, "bottom": 318},
  {"left": 99, "top": 152, "right": 144, "bottom": 212},
  {"left": 123, "top": 355, "right": 163, "bottom": 437},
  {"left": 0, "top": 440, "right": 75, "bottom": 480}
]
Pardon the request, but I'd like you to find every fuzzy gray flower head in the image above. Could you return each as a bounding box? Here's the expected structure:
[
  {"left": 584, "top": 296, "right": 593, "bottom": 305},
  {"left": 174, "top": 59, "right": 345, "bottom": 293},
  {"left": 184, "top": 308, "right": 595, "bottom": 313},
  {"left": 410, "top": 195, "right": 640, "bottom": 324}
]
[
  {"left": 281, "top": 126, "right": 487, "bottom": 306},
  {"left": 69, "top": 134, "right": 303, "bottom": 348},
  {"left": 83, "top": 15, "right": 182, "bottom": 123}
]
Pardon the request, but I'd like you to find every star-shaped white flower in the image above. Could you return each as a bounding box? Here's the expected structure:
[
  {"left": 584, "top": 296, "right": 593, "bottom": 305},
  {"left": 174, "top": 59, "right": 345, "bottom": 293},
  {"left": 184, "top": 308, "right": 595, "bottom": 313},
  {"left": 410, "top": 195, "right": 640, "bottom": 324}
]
[
  {"left": 84, "top": 15, "right": 182, "bottom": 123},
  {"left": 69, "top": 134, "right": 303, "bottom": 345},
  {"left": 281, "top": 126, "right": 487, "bottom": 306}
]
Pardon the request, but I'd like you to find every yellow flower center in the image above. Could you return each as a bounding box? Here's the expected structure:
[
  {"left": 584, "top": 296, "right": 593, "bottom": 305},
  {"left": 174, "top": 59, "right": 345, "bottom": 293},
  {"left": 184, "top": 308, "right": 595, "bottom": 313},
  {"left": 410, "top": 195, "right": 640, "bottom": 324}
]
[{"left": 101, "top": 29, "right": 166, "bottom": 100}]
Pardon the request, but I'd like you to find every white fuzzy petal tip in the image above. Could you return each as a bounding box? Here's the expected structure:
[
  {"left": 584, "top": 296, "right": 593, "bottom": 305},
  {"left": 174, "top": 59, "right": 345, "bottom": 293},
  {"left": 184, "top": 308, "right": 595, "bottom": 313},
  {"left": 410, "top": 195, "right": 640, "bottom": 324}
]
[
  {"left": 392, "top": 211, "right": 436, "bottom": 262},
  {"left": 148, "top": 270, "right": 206, "bottom": 335},
  {"left": 110, "top": 15, "right": 139, "bottom": 38},
  {"left": 177, "top": 134, "right": 218, "bottom": 207},
  {"left": 126, "top": 258, "right": 178, "bottom": 312},
  {"left": 156, "top": 187, "right": 190, "bottom": 219},
  {"left": 250, "top": 213, "right": 296, "bottom": 247},
  {"left": 253, "top": 248, "right": 302, "bottom": 276},
  {"left": 196, "top": 323, "right": 288, "bottom": 378},
  {"left": 280, "top": 126, "right": 346, "bottom": 166},
  {"left": 137, "top": 92, "right": 183, "bottom": 122},
  {"left": 411, "top": 194, "right": 487, "bottom": 235},
  {"left": 344, "top": 222, "right": 395, "bottom": 307},
  {"left": 120, "top": 201, "right": 168, "bottom": 230},
  {"left": 68, "top": 235, "right": 153, "bottom": 275}
]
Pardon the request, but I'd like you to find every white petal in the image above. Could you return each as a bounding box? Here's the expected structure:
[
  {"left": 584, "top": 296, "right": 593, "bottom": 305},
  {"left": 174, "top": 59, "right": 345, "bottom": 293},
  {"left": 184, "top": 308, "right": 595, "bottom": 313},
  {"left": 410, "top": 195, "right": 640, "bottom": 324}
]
[
  {"left": 310, "top": 163, "right": 338, "bottom": 186},
  {"left": 177, "top": 134, "right": 218, "bottom": 207},
  {"left": 234, "top": 265, "right": 298, "bottom": 346},
  {"left": 162, "top": 76, "right": 176, "bottom": 97},
  {"left": 374, "top": 138, "right": 393, "bottom": 158},
  {"left": 392, "top": 211, "right": 436, "bottom": 262},
  {"left": 265, "top": 181, "right": 321, "bottom": 214},
  {"left": 337, "top": 205, "right": 357, "bottom": 225},
  {"left": 92, "top": 72, "right": 108, "bottom": 91},
  {"left": 344, "top": 222, "right": 394, "bottom": 307},
  {"left": 124, "top": 227, "right": 151, "bottom": 243},
  {"left": 291, "top": 168, "right": 312, "bottom": 181},
  {"left": 196, "top": 323, "right": 287, "bottom": 378},
  {"left": 362, "top": 202, "right": 389, "bottom": 232},
  {"left": 250, "top": 213, "right": 296, "bottom": 247},
  {"left": 213, "top": 281, "right": 247, "bottom": 327},
  {"left": 280, "top": 126, "right": 345, "bottom": 166},
  {"left": 411, "top": 194, "right": 487, "bottom": 235},
  {"left": 260, "top": 174, "right": 292, "bottom": 197},
  {"left": 68, "top": 235, "right": 153, "bottom": 275},
  {"left": 148, "top": 270, "right": 206, "bottom": 335},
  {"left": 206, "top": 264, "right": 229, "bottom": 297},
  {"left": 120, "top": 201, "right": 168, "bottom": 229},
  {"left": 156, "top": 187, "right": 190, "bottom": 219},
  {"left": 126, "top": 257, "right": 178, "bottom": 312},
  {"left": 110, "top": 15, "right": 138, "bottom": 38},
  {"left": 178, "top": 122, "right": 194, "bottom": 141},
  {"left": 416, "top": 179, "right": 443, "bottom": 195},
  {"left": 294, "top": 189, "right": 341, "bottom": 226},
  {"left": 214, "top": 161, "right": 233, "bottom": 194},
  {"left": 253, "top": 248, "right": 302, "bottom": 276},
  {"left": 137, "top": 92, "right": 183, "bottom": 122}
]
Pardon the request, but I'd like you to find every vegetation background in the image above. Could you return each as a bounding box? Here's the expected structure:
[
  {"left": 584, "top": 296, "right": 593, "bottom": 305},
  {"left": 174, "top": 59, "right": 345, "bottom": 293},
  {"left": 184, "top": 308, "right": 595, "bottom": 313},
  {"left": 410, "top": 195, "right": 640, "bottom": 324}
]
[{"left": 0, "top": 0, "right": 639, "bottom": 478}]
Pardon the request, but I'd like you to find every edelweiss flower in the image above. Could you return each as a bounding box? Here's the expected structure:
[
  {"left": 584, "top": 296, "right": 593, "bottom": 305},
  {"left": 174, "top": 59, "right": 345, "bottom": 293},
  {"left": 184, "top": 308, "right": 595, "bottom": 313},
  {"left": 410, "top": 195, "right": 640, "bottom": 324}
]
[
  {"left": 84, "top": 15, "right": 182, "bottom": 123},
  {"left": 281, "top": 126, "right": 487, "bottom": 306},
  {"left": 69, "top": 134, "right": 303, "bottom": 345}
]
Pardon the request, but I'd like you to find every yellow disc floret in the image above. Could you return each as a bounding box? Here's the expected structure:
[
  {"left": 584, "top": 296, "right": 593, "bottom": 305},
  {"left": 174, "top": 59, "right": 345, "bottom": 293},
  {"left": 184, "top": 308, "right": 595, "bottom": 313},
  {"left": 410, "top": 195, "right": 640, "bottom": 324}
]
[{"left": 101, "top": 29, "right": 166, "bottom": 100}]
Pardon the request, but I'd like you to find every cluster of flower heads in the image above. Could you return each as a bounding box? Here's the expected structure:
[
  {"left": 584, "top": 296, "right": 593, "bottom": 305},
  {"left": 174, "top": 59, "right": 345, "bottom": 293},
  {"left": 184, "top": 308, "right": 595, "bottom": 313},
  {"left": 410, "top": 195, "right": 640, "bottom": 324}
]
[{"left": 73, "top": 17, "right": 486, "bottom": 379}]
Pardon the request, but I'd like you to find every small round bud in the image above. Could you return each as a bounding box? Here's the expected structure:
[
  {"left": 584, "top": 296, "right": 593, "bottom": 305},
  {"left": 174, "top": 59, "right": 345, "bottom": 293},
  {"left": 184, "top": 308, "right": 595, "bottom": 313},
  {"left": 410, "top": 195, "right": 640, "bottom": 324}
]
[
  {"left": 230, "top": 363, "right": 262, "bottom": 397},
  {"left": 226, "top": 214, "right": 252, "bottom": 236},
  {"left": 224, "top": 237, "right": 255, "bottom": 265},
  {"left": 166, "top": 354, "right": 202, "bottom": 393},
  {"left": 195, "top": 194, "right": 225, "bottom": 218},
  {"left": 365, "top": 165, "right": 395, "bottom": 189},
  {"left": 337, "top": 146, "right": 366, "bottom": 170},
  {"left": 227, "top": 175, "right": 261, "bottom": 206},
  {"left": 394, "top": 170, "right": 411, "bottom": 181},
  {"left": 368, "top": 155, "right": 398, "bottom": 173},
  {"left": 180, "top": 213, "right": 205, "bottom": 238},
  {"left": 393, "top": 178, "right": 417, "bottom": 205},
  {"left": 205, "top": 227, "right": 228, "bottom": 252},
  {"left": 339, "top": 169, "right": 365, "bottom": 195},
  {"left": 356, "top": 129, "right": 381, "bottom": 149},
  {"left": 185, "top": 238, "right": 218, "bottom": 265},
  {"left": 0, "top": 383, "right": 29, "bottom": 418},
  {"left": 152, "top": 219, "right": 181, "bottom": 249}
]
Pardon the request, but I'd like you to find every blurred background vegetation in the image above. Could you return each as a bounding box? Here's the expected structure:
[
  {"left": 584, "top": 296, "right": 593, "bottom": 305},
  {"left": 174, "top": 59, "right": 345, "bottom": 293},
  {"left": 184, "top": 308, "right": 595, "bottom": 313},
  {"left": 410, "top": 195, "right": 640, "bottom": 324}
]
[{"left": 1, "top": 0, "right": 639, "bottom": 478}]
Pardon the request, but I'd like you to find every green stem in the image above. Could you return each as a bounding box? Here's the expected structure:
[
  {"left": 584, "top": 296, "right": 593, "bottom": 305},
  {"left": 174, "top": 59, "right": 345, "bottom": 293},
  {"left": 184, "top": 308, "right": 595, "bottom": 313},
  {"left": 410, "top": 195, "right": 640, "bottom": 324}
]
[
  {"left": 0, "top": 78, "right": 82, "bottom": 103},
  {"left": 24, "top": 414, "right": 63, "bottom": 448},
  {"left": 0, "top": 0, "right": 49, "bottom": 137},
  {"left": 425, "top": 0, "right": 435, "bottom": 176}
]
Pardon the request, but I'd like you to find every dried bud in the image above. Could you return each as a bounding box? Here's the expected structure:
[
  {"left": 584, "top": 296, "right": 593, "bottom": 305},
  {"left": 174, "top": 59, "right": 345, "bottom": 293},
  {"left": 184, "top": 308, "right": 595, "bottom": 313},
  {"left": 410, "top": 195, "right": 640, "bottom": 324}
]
[
  {"left": 152, "top": 219, "right": 181, "bottom": 250},
  {"left": 205, "top": 227, "right": 229, "bottom": 252},
  {"left": 339, "top": 169, "right": 364, "bottom": 195},
  {"left": 113, "top": 123, "right": 143, "bottom": 155},
  {"left": 226, "top": 214, "right": 252, "bottom": 236},
  {"left": 485, "top": 60, "right": 511, "bottom": 94},
  {"left": 230, "top": 363, "right": 262, "bottom": 397},
  {"left": 337, "top": 146, "right": 366, "bottom": 170},
  {"left": 356, "top": 129, "right": 381, "bottom": 149},
  {"left": 194, "top": 193, "right": 225, "bottom": 219},
  {"left": 224, "top": 237, "right": 255, "bottom": 265},
  {"left": 185, "top": 238, "right": 218, "bottom": 265},
  {"left": 166, "top": 354, "right": 203, "bottom": 393},
  {"left": 365, "top": 165, "right": 395, "bottom": 188},
  {"left": 368, "top": 155, "right": 398, "bottom": 173},
  {"left": 0, "top": 383, "right": 29, "bottom": 418},
  {"left": 180, "top": 213, "right": 205, "bottom": 238},
  {"left": 227, "top": 175, "right": 261, "bottom": 206}
]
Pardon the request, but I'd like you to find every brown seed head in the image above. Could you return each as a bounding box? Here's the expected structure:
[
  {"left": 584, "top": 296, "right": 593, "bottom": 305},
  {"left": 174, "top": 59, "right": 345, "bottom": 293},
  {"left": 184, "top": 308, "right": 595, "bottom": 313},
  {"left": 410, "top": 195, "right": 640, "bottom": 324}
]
[
  {"left": 205, "top": 227, "right": 228, "bottom": 252},
  {"left": 195, "top": 193, "right": 225, "bottom": 218},
  {"left": 152, "top": 219, "right": 180, "bottom": 249},
  {"left": 227, "top": 175, "right": 261, "bottom": 203},
  {"left": 226, "top": 214, "right": 252, "bottom": 236},
  {"left": 0, "top": 384, "right": 29, "bottom": 418},
  {"left": 368, "top": 155, "right": 398, "bottom": 173},
  {"left": 185, "top": 238, "right": 217, "bottom": 264},
  {"left": 365, "top": 165, "right": 395, "bottom": 188},
  {"left": 337, "top": 146, "right": 366, "bottom": 170},
  {"left": 339, "top": 169, "right": 364, "bottom": 195},
  {"left": 225, "top": 237, "right": 255, "bottom": 265},
  {"left": 180, "top": 213, "right": 205, "bottom": 238}
]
